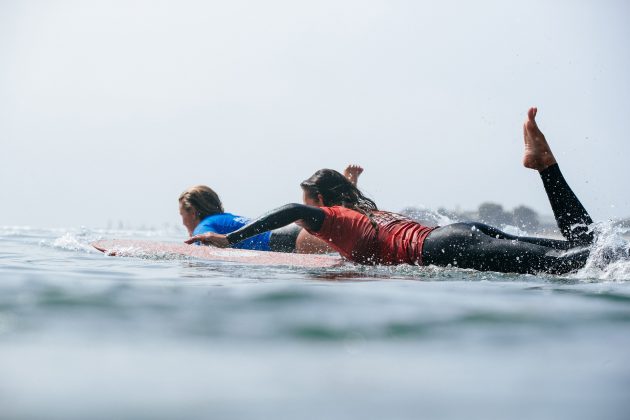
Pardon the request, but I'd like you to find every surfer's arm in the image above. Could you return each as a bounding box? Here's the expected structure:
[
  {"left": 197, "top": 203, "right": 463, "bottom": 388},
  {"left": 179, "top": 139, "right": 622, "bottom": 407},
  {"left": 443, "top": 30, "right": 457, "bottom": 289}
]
[
  {"left": 185, "top": 204, "right": 325, "bottom": 247},
  {"left": 343, "top": 164, "right": 363, "bottom": 187},
  {"left": 227, "top": 204, "right": 324, "bottom": 246}
]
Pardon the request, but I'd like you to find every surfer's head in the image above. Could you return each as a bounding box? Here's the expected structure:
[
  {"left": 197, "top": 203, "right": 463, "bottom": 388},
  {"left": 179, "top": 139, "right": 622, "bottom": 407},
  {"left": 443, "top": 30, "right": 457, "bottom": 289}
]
[
  {"left": 300, "top": 169, "right": 377, "bottom": 212},
  {"left": 179, "top": 185, "right": 224, "bottom": 235}
]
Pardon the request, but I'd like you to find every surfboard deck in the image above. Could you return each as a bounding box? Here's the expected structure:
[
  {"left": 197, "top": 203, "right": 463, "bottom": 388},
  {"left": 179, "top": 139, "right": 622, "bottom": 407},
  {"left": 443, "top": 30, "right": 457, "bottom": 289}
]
[{"left": 92, "top": 239, "right": 343, "bottom": 268}]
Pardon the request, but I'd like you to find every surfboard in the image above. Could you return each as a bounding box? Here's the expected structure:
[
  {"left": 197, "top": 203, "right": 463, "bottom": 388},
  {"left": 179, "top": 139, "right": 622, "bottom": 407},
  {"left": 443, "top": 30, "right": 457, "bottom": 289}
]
[{"left": 92, "top": 239, "right": 343, "bottom": 268}]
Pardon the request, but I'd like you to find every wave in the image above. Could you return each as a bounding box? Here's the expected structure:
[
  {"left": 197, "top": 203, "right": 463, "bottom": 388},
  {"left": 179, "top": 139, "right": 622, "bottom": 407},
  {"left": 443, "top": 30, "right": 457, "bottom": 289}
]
[
  {"left": 572, "top": 221, "right": 630, "bottom": 282},
  {"left": 30, "top": 226, "right": 183, "bottom": 254}
]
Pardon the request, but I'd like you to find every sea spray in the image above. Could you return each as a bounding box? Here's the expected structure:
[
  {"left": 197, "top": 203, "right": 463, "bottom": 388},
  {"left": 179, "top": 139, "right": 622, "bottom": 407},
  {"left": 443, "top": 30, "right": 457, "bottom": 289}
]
[
  {"left": 40, "top": 227, "right": 103, "bottom": 253},
  {"left": 573, "top": 220, "right": 630, "bottom": 282}
]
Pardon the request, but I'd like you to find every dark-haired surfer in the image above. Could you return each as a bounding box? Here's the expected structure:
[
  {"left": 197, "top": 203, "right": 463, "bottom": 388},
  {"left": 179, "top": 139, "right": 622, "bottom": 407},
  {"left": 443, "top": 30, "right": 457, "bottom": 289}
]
[{"left": 187, "top": 108, "right": 607, "bottom": 275}]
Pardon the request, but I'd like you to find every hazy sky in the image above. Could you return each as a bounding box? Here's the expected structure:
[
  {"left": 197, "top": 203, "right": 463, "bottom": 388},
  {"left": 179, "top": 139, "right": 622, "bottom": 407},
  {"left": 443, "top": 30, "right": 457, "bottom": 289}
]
[{"left": 1, "top": 0, "right": 629, "bottom": 229}]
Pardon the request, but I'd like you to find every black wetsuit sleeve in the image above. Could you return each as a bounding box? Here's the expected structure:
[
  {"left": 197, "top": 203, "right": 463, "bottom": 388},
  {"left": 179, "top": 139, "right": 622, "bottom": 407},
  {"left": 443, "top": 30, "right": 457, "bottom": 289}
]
[
  {"left": 226, "top": 204, "right": 325, "bottom": 246},
  {"left": 540, "top": 164, "right": 593, "bottom": 245}
]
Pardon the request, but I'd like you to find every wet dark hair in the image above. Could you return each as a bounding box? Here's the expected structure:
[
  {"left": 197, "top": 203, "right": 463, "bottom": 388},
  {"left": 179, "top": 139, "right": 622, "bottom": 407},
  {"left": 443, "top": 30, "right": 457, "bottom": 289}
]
[
  {"left": 300, "top": 169, "right": 378, "bottom": 213},
  {"left": 179, "top": 185, "right": 224, "bottom": 219}
]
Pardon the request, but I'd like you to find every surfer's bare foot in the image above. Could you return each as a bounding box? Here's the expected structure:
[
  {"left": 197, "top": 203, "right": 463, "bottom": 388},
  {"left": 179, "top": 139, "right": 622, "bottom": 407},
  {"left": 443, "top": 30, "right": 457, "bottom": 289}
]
[
  {"left": 344, "top": 164, "right": 364, "bottom": 186},
  {"left": 523, "top": 107, "right": 557, "bottom": 171}
]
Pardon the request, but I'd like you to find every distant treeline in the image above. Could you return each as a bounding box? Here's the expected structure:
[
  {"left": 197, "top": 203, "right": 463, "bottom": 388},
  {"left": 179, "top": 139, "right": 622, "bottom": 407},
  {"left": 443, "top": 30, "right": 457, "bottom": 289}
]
[{"left": 401, "top": 202, "right": 630, "bottom": 234}]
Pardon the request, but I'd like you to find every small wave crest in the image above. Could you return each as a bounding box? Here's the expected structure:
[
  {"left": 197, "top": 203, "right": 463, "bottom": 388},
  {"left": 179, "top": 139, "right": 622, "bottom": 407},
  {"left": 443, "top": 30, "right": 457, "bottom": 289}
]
[
  {"left": 40, "top": 229, "right": 103, "bottom": 253},
  {"left": 34, "top": 226, "right": 183, "bottom": 254},
  {"left": 573, "top": 221, "right": 630, "bottom": 282}
]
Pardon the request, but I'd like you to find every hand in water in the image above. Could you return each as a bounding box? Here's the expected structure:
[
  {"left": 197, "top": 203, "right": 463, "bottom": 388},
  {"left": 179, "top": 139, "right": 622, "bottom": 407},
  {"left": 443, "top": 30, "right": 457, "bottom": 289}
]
[
  {"left": 343, "top": 164, "right": 364, "bottom": 186},
  {"left": 185, "top": 232, "right": 230, "bottom": 247}
]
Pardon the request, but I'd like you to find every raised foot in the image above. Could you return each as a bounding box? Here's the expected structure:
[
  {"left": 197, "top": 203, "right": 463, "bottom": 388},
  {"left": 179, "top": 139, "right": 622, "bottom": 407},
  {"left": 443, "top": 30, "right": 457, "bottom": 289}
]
[{"left": 523, "top": 107, "right": 557, "bottom": 171}]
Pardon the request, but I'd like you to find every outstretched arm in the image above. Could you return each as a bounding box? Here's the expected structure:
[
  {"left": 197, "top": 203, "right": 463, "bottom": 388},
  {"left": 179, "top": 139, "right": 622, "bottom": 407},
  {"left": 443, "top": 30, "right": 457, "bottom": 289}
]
[{"left": 185, "top": 204, "right": 326, "bottom": 247}]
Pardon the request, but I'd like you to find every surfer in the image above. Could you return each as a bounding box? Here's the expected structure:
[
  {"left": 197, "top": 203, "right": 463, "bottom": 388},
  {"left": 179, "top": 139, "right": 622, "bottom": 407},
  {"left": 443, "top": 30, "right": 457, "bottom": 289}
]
[
  {"left": 186, "top": 108, "right": 608, "bottom": 275},
  {"left": 179, "top": 164, "right": 364, "bottom": 253}
]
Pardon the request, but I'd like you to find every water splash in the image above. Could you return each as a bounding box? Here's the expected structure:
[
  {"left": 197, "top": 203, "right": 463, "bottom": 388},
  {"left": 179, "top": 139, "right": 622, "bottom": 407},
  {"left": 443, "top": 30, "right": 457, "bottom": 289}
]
[
  {"left": 41, "top": 229, "right": 102, "bottom": 253},
  {"left": 573, "top": 221, "right": 630, "bottom": 282},
  {"left": 400, "top": 206, "right": 457, "bottom": 226},
  {"left": 104, "top": 246, "right": 193, "bottom": 261},
  {"left": 37, "top": 226, "right": 177, "bottom": 254},
  {"left": 500, "top": 224, "right": 530, "bottom": 237}
]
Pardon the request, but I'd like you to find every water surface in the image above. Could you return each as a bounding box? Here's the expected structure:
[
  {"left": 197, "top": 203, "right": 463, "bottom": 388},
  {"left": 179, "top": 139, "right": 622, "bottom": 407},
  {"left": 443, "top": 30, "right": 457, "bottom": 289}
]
[{"left": 1, "top": 226, "right": 629, "bottom": 420}]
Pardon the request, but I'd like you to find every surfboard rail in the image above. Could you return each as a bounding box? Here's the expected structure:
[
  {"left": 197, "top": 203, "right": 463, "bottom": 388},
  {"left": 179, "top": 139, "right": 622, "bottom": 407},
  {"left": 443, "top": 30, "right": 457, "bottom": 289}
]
[{"left": 92, "top": 239, "right": 343, "bottom": 268}]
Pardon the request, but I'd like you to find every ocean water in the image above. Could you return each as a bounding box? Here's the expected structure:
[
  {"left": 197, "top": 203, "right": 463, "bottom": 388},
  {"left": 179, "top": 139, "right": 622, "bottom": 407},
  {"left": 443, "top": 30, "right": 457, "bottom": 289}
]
[{"left": 1, "top": 225, "right": 630, "bottom": 420}]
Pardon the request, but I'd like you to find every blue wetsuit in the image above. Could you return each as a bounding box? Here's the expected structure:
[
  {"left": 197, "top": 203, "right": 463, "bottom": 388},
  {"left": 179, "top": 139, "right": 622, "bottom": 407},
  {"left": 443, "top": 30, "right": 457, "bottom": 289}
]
[{"left": 193, "top": 213, "right": 272, "bottom": 251}]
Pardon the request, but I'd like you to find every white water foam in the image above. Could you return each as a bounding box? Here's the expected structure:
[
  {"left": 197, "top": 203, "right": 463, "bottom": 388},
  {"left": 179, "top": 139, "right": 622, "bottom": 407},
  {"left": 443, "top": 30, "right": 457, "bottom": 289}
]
[
  {"left": 401, "top": 206, "right": 457, "bottom": 226},
  {"left": 212, "top": 249, "right": 260, "bottom": 258},
  {"left": 49, "top": 232, "right": 98, "bottom": 253},
  {"left": 573, "top": 221, "right": 630, "bottom": 282},
  {"left": 36, "top": 226, "right": 184, "bottom": 254},
  {"left": 106, "top": 246, "right": 193, "bottom": 261},
  {"left": 37, "top": 227, "right": 104, "bottom": 253}
]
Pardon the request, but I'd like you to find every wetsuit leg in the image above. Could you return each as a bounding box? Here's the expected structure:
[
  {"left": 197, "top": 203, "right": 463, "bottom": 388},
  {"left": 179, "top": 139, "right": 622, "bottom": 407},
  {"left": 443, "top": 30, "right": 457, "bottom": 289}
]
[
  {"left": 421, "top": 163, "right": 596, "bottom": 274},
  {"left": 422, "top": 223, "right": 589, "bottom": 274},
  {"left": 540, "top": 164, "right": 593, "bottom": 245},
  {"left": 470, "top": 222, "right": 573, "bottom": 250},
  {"left": 269, "top": 224, "right": 301, "bottom": 253},
  {"left": 471, "top": 164, "right": 594, "bottom": 250}
]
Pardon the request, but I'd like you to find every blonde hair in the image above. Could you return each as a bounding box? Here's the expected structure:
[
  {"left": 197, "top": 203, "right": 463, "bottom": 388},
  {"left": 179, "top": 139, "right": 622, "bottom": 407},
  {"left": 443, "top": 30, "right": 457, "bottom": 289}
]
[{"left": 179, "top": 185, "right": 224, "bottom": 219}]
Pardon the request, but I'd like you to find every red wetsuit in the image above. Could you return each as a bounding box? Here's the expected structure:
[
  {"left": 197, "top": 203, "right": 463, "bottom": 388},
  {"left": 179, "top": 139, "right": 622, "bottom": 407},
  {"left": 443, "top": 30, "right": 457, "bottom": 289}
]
[{"left": 306, "top": 206, "right": 437, "bottom": 265}]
